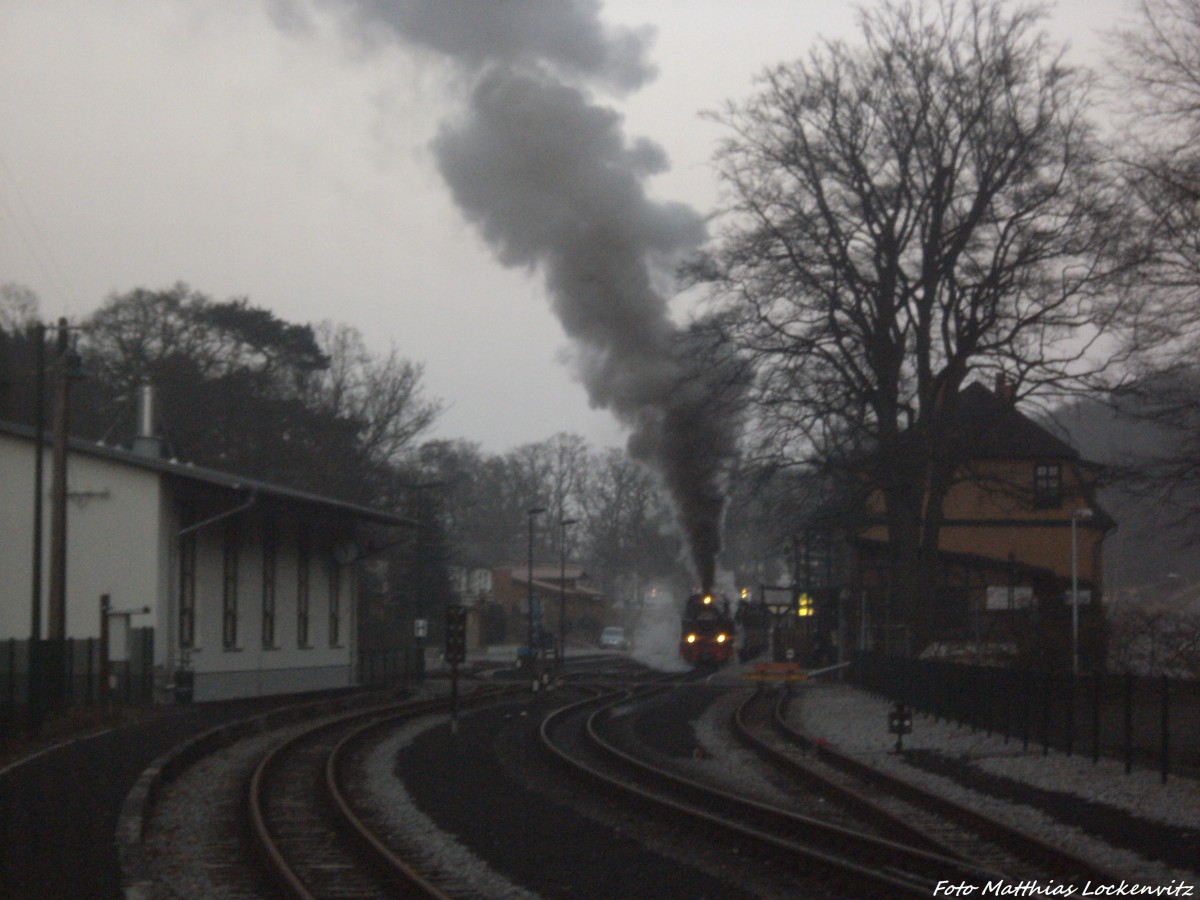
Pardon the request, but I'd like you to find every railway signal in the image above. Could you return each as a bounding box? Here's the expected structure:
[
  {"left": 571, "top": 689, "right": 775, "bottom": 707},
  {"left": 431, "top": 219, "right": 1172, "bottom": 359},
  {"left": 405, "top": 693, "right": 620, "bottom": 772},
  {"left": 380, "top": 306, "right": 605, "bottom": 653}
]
[{"left": 445, "top": 605, "right": 466, "bottom": 664}]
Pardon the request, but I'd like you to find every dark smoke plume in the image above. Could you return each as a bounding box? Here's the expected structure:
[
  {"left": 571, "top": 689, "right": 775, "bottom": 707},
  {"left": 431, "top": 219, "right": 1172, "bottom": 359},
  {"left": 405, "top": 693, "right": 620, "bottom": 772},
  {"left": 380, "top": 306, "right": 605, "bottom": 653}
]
[{"left": 315, "top": 0, "right": 742, "bottom": 588}]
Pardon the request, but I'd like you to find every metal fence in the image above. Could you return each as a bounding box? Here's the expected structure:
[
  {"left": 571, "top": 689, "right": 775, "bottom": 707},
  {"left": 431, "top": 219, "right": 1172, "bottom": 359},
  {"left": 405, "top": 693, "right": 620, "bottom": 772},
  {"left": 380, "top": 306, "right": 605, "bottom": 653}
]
[
  {"left": 2, "top": 638, "right": 416, "bottom": 746},
  {"left": 850, "top": 653, "right": 1200, "bottom": 782},
  {"left": 0, "top": 630, "right": 156, "bottom": 740}
]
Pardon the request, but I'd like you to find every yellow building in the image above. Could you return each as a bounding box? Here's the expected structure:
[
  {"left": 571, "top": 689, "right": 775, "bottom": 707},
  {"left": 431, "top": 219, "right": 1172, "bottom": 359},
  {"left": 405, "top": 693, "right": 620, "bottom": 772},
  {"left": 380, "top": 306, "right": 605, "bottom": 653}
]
[{"left": 853, "top": 380, "right": 1113, "bottom": 668}]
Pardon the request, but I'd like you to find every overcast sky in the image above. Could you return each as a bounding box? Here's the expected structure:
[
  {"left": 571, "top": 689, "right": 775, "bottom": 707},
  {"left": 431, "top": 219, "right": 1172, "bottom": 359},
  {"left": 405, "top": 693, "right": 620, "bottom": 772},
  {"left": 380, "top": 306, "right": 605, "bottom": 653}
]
[{"left": 0, "top": 0, "right": 1130, "bottom": 454}]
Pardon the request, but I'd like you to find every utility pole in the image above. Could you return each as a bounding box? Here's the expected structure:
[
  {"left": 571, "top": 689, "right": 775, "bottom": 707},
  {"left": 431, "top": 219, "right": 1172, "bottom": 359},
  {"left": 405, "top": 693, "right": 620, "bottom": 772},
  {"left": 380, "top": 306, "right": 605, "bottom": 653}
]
[
  {"left": 28, "top": 321, "right": 46, "bottom": 733},
  {"left": 47, "top": 319, "right": 72, "bottom": 641},
  {"left": 30, "top": 321, "right": 46, "bottom": 641}
]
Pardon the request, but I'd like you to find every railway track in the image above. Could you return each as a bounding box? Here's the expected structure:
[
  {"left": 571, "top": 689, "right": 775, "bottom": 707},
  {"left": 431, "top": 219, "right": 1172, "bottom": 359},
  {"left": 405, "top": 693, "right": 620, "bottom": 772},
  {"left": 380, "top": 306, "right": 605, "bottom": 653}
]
[
  {"left": 126, "top": 658, "right": 1154, "bottom": 896},
  {"left": 247, "top": 687, "right": 516, "bottom": 899},
  {"left": 732, "top": 685, "right": 1128, "bottom": 886},
  {"left": 540, "top": 679, "right": 1001, "bottom": 897}
]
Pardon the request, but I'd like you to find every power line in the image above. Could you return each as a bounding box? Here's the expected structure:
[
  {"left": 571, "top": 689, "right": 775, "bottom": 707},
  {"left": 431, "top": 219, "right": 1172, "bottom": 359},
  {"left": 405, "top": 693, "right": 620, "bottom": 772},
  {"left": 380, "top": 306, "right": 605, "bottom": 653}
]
[{"left": 0, "top": 147, "right": 79, "bottom": 312}]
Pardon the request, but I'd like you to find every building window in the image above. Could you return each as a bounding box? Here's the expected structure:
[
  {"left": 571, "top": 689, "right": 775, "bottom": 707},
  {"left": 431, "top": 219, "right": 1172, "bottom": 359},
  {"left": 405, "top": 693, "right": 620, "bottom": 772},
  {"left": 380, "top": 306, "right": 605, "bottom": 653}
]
[
  {"left": 179, "top": 531, "right": 196, "bottom": 649},
  {"left": 297, "top": 533, "right": 310, "bottom": 647},
  {"left": 1034, "top": 462, "right": 1062, "bottom": 509},
  {"left": 222, "top": 523, "right": 239, "bottom": 649},
  {"left": 329, "top": 559, "right": 341, "bottom": 647},
  {"left": 262, "top": 526, "right": 276, "bottom": 648}
]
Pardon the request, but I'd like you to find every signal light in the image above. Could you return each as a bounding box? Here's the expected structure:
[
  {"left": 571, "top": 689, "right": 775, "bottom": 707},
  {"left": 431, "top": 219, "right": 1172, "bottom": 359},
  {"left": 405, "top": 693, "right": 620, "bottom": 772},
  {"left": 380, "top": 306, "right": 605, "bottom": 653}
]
[
  {"left": 686, "top": 634, "right": 697, "bottom": 643},
  {"left": 445, "top": 605, "right": 467, "bottom": 664},
  {"left": 716, "top": 633, "right": 727, "bottom": 643}
]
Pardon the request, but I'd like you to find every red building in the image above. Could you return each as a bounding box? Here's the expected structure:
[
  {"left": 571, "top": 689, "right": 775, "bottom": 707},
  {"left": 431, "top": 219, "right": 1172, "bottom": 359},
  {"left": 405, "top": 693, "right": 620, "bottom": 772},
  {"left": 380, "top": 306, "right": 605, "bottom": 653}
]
[{"left": 491, "top": 565, "right": 605, "bottom": 645}]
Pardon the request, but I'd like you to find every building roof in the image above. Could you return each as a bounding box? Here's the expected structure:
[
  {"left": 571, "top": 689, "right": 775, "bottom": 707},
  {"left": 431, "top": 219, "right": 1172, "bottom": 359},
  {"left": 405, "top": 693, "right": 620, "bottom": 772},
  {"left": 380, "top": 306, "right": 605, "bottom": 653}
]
[
  {"left": 0, "top": 419, "right": 414, "bottom": 528},
  {"left": 507, "top": 564, "right": 588, "bottom": 582},
  {"left": 502, "top": 565, "right": 604, "bottom": 600},
  {"left": 951, "top": 382, "right": 1080, "bottom": 461}
]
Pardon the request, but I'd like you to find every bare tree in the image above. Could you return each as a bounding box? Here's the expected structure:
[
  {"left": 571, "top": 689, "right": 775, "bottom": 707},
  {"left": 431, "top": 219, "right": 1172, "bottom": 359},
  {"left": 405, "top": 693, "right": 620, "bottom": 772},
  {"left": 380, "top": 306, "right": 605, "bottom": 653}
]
[
  {"left": 312, "top": 321, "right": 442, "bottom": 471},
  {"left": 0, "top": 283, "right": 39, "bottom": 334},
  {"left": 1110, "top": 0, "right": 1200, "bottom": 367},
  {"left": 72, "top": 285, "right": 443, "bottom": 505},
  {"left": 1107, "top": 0, "right": 1200, "bottom": 536},
  {"left": 704, "top": 0, "right": 1130, "bottom": 647},
  {"left": 578, "top": 449, "right": 683, "bottom": 601},
  {"left": 1107, "top": 591, "right": 1200, "bottom": 678}
]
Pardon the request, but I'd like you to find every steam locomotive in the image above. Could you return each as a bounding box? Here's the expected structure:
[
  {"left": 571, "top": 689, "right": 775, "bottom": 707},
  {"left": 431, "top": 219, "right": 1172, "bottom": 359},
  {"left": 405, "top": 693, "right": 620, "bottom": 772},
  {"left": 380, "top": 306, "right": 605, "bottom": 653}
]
[{"left": 679, "top": 592, "right": 736, "bottom": 665}]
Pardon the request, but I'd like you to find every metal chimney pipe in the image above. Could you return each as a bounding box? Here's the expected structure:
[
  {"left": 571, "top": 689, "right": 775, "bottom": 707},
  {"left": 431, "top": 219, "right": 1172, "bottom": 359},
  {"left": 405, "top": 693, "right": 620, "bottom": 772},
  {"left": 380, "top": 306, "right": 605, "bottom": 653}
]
[
  {"left": 137, "top": 383, "right": 154, "bottom": 438},
  {"left": 132, "top": 382, "right": 161, "bottom": 458}
]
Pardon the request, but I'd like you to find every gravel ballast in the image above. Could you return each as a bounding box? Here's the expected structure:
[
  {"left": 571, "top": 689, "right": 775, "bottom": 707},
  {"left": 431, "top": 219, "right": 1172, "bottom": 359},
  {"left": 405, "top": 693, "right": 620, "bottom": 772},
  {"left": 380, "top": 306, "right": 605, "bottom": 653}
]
[
  {"left": 127, "top": 667, "right": 1199, "bottom": 896},
  {"left": 784, "top": 680, "right": 1200, "bottom": 886}
]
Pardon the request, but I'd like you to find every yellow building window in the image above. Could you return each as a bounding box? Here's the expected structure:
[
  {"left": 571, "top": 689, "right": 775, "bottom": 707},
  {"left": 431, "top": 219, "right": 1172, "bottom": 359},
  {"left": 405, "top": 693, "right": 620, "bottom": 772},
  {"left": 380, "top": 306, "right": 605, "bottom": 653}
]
[{"left": 1034, "top": 462, "right": 1062, "bottom": 509}]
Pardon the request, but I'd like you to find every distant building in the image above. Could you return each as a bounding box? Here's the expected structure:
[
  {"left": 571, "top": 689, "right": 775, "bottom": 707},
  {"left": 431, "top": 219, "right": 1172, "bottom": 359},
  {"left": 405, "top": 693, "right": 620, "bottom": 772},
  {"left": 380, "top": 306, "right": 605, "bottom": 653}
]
[
  {"left": 850, "top": 379, "right": 1113, "bottom": 666},
  {"left": 491, "top": 564, "right": 605, "bottom": 645},
  {"left": 0, "top": 420, "right": 411, "bottom": 702},
  {"left": 449, "top": 565, "right": 493, "bottom": 606}
]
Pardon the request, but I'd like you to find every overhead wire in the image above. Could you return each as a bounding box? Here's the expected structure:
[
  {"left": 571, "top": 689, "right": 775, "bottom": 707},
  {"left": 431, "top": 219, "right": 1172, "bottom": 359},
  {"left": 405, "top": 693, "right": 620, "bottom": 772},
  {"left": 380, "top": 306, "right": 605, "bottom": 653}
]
[{"left": 0, "top": 147, "right": 80, "bottom": 317}]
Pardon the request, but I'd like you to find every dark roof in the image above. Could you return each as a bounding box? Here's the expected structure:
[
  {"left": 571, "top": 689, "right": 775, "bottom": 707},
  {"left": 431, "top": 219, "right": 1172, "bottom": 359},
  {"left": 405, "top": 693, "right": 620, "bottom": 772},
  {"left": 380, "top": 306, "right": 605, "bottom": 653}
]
[
  {"left": 951, "top": 382, "right": 1079, "bottom": 461},
  {"left": 0, "top": 420, "right": 413, "bottom": 528}
]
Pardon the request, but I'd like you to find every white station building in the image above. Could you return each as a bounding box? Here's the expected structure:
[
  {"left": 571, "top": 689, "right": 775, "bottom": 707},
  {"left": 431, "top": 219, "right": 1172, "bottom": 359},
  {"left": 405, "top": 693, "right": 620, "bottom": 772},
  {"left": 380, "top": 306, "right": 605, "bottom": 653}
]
[{"left": 0, "top": 414, "right": 411, "bottom": 703}]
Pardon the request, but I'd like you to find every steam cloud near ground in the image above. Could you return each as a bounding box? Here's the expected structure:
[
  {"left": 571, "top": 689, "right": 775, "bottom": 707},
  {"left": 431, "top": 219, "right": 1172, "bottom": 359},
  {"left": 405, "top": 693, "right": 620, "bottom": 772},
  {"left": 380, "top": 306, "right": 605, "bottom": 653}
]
[{"left": 298, "top": 0, "right": 742, "bottom": 588}]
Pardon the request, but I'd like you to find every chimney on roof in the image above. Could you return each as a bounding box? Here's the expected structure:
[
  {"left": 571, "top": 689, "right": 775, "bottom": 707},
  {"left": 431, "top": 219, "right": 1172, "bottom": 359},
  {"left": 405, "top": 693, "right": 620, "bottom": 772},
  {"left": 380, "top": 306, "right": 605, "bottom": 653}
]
[
  {"left": 132, "top": 381, "right": 162, "bottom": 458},
  {"left": 995, "top": 372, "right": 1016, "bottom": 406}
]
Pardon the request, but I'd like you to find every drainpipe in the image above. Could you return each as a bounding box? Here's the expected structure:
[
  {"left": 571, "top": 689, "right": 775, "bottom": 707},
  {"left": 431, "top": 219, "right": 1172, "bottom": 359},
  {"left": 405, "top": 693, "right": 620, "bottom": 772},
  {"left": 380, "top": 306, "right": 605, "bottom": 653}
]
[{"left": 177, "top": 491, "right": 257, "bottom": 537}]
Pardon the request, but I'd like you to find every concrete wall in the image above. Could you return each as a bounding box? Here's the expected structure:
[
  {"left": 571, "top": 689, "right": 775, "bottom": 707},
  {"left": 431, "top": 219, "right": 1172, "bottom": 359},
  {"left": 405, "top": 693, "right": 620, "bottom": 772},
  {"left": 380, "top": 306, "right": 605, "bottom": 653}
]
[{"left": 190, "top": 662, "right": 354, "bottom": 702}]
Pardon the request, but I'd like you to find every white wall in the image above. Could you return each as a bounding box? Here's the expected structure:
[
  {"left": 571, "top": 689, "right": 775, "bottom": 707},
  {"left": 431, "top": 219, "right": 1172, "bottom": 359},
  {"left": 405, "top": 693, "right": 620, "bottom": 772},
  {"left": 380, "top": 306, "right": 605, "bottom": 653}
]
[
  {"left": 0, "top": 432, "right": 39, "bottom": 638},
  {"left": 1, "top": 430, "right": 363, "bottom": 702},
  {"left": 0, "top": 433, "right": 161, "bottom": 640},
  {"left": 181, "top": 510, "right": 358, "bottom": 701}
]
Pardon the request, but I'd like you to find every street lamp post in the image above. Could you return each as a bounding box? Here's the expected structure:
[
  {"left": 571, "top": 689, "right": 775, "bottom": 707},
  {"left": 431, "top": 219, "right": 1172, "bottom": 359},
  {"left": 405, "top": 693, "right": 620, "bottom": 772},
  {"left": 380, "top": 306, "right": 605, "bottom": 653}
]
[
  {"left": 527, "top": 506, "right": 546, "bottom": 690},
  {"left": 1071, "top": 507, "right": 1094, "bottom": 676},
  {"left": 558, "top": 517, "right": 577, "bottom": 682}
]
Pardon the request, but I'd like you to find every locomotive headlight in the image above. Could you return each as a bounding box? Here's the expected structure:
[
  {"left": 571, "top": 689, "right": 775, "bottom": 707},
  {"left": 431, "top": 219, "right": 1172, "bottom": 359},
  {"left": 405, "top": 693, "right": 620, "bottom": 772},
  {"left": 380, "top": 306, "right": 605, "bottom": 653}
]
[
  {"left": 686, "top": 634, "right": 697, "bottom": 643},
  {"left": 716, "top": 633, "right": 727, "bottom": 643}
]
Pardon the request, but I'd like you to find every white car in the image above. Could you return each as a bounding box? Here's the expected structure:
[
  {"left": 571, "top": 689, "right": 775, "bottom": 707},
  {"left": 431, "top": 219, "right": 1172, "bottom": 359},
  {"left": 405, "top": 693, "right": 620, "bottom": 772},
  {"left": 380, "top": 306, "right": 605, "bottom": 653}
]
[{"left": 599, "top": 626, "right": 628, "bottom": 650}]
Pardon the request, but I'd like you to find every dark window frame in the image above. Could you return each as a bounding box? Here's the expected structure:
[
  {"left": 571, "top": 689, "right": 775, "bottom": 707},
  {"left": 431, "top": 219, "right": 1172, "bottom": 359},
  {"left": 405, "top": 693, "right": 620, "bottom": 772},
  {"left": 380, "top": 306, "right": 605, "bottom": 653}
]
[
  {"left": 329, "top": 558, "right": 341, "bottom": 647},
  {"left": 297, "top": 533, "right": 311, "bottom": 648},
  {"left": 1033, "top": 462, "right": 1063, "bottom": 509},
  {"left": 179, "top": 531, "right": 196, "bottom": 649},
  {"left": 262, "top": 524, "right": 277, "bottom": 649},
  {"left": 222, "top": 522, "right": 240, "bottom": 649}
]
